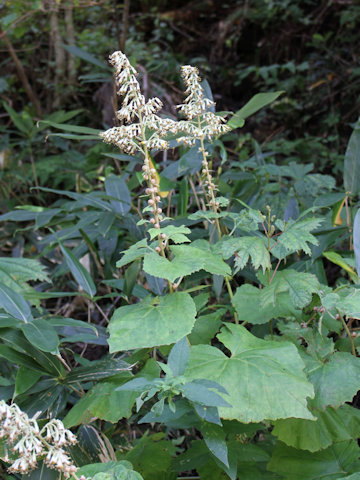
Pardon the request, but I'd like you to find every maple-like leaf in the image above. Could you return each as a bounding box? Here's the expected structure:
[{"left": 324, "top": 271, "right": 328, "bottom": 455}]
[
  {"left": 271, "top": 217, "right": 323, "bottom": 259},
  {"left": 261, "top": 269, "right": 320, "bottom": 309},
  {"left": 217, "top": 236, "right": 270, "bottom": 273}
]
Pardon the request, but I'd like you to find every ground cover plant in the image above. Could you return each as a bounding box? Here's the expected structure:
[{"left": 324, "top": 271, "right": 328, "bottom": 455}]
[{"left": 1, "top": 13, "right": 360, "bottom": 479}]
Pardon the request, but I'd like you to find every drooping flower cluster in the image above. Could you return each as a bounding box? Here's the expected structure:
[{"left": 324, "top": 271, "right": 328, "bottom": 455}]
[
  {"left": 0, "top": 401, "right": 77, "bottom": 478},
  {"left": 100, "top": 51, "right": 178, "bottom": 155},
  {"left": 100, "top": 51, "right": 230, "bottom": 231},
  {"left": 176, "top": 65, "right": 228, "bottom": 215},
  {"left": 176, "top": 65, "right": 230, "bottom": 146}
]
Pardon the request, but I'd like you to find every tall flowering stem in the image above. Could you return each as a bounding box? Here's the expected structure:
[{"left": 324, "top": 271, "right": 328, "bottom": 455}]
[
  {"left": 0, "top": 400, "right": 79, "bottom": 478},
  {"left": 100, "top": 52, "right": 176, "bottom": 290},
  {"left": 177, "top": 66, "right": 237, "bottom": 320}
]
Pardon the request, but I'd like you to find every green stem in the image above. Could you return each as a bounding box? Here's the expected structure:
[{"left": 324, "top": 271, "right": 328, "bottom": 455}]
[
  {"left": 339, "top": 312, "right": 356, "bottom": 356},
  {"left": 196, "top": 118, "right": 238, "bottom": 322},
  {"left": 138, "top": 112, "right": 173, "bottom": 293}
]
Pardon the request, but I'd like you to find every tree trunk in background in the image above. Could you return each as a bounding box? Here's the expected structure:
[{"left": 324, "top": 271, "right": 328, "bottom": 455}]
[
  {"left": 120, "top": 0, "right": 130, "bottom": 52},
  {"left": 0, "top": 26, "right": 42, "bottom": 117},
  {"left": 49, "top": 0, "right": 66, "bottom": 108},
  {"left": 65, "top": 0, "right": 76, "bottom": 85}
]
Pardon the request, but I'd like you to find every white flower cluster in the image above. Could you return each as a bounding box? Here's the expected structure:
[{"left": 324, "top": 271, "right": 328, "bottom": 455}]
[
  {"left": 100, "top": 51, "right": 230, "bottom": 227},
  {"left": 176, "top": 65, "right": 230, "bottom": 146},
  {"left": 0, "top": 401, "right": 77, "bottom": 478},
  {"left": 100, "top": 51, "right": 178, "bottom": 155},
  {"left": 100, "top": 51, "right": 230, "bottom": 153}
]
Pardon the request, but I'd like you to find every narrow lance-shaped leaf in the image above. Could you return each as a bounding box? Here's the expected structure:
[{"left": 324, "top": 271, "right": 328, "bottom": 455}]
[
  {"left": 201, "top": 422, "right": 229, "bottom": 468},
  {"left": 59, "top": 243, "right": 96, "bottom": 297},
  {"left": 105, "top": 174, "right": 131, "bottom": 215},
  {"left": 21, "top": 318, "right": 59, "bottom": 354},
  {"left": 227, "top": 91, "right": 284, "bottom": 130},
  {"left": 0, "top": 281, "right": 33, "bottom": 323},
  {"left": 353, "top": 209, "right": 360, "bottom": 276},
  {"left": 168, "top": 337, "right": 190, "bottom": 376}
]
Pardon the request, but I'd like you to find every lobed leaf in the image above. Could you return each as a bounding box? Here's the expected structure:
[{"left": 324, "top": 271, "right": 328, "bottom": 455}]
[
  {"left": 108, "top": 292, "right": 197, "bottom": 351},
  {"left": 185, "top": 324, "right": 314, "bottom": 423}
]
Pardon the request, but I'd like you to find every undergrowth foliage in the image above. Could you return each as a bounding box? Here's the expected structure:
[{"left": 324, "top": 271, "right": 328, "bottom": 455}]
[{"left": 1, "top": 50, "right": 360, "bottom": 480}]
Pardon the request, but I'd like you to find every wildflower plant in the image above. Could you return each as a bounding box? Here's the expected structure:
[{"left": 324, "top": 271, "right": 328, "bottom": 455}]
[{"left": 2, "top": 49, "right": 360, "bottom": 480}]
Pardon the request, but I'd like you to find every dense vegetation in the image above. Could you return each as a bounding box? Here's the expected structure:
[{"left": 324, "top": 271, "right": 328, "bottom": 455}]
[{"left": 1, "top": 1, "right": 360, "bottom": 479}]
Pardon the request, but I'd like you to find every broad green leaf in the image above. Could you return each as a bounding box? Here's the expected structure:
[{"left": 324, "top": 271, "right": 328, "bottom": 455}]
[
  {"left": 272, "top": 404, "right": 360, "bottom": 452},
  {"left": 271, "top": 217, "right": 322, "bottom": 259},
  {"left": 188, "top": 310, "right": 223, "bottom": 344},
  {"left": 261, "top": 269, "right": 320, "bottom": 309},
  {"left": 59, "top": 242, "right": 96, "bottom": 297},
  {"left": 267, "top": 440, "right": 360, "bottom": 480},
  {"left": 0, "top": 281, "right": 32, "bottom": 322},
  {"left": 185, "top": 324, "right": 314, "bottom": 422},
  {"left": 305, "top": 352, "right": 360, "bottom": 410},
  {"left": 201, "top": 422, "right": 229, "bottom": 467},
  {"left": 148, "top": 225, "right": 191, "bottom": 244},
  {"left": 227, "top": 91, "right": 284, "bottom": 130},
  {"left": 21, "top": 318, "right": 59, "bottom": 354},
  {"left": 143, "top": 244, "right": 231, "bottom": 283},
  {"left": 63, "top": 375, "right": 136, "bottom": 427},
  {"left": 116, "top": 239, "right": 149, "bottom": 268},
  {"left": 217, "top": 236, "right": 270, "bottom": 273},
  {"left": 322, "top": 288, "right": 360, "bottom": 319},
  {"left": 344, "top": 122, "right": 360, "bottom": 195},
  {"left": 232, "top": 284, "right": 299, "bottom": 324},
  {"left": 123, "top": 260, "right": 141, "bottom": 298},
  {"left": 0, "top": 257, "right": 50, "bottom": 283},
  {"left": 108, "top": 292, "right": 197, "bottom": 351},
  {"left": 105, "top": 174, "right": 131, "bottom": 215},
  {"left": 168, "top": 337, "right": 190, "bottom": 376}
]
